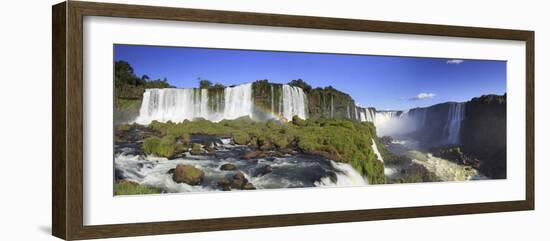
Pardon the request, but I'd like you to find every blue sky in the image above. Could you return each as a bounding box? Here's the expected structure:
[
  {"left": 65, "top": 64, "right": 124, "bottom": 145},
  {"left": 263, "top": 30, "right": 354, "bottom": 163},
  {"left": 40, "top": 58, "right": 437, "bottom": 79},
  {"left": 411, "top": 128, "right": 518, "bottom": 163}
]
[{"left": 114, "top": 44, "right": 506, "bottom": 110}]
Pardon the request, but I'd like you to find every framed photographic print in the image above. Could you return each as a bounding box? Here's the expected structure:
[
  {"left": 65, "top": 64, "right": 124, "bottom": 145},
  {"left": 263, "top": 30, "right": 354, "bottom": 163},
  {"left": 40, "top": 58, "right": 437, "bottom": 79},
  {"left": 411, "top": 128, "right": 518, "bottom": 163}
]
[{"left": 52, "top": 1, "right": 534, "bottom": 240}]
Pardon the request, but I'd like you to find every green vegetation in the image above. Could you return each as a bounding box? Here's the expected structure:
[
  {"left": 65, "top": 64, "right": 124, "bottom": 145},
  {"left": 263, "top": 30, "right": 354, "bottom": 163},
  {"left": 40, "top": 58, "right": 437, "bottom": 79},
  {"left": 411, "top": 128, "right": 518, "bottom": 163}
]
[
  {"left": 114, "top": 60, "right": 172, "bottom": 110},
  {"left": 232, "top": 131, "right": 250, "bottom": 145},
  {"left": 144, "top": 116, "right": 386, "bottom": 184},
  {"left": 116, "top": 98, "right": 142, "bottom": 111},
  {"left": 288, "top": 79, "right": 312, "bottom": 93},
  {"left": 307, "top": 85, "right": 358, "bottom": 120},
  {"left": 143, "top": 134, "right": 185, "bottom": 158},
  {"left": 199, "top": 79, "right": 213, "bottom": 89},
  {"left": 191, "top": 143, "right": 202, "bottom": 155},
  {"left": 252, "top": 80, "right": 282, "bottom": 113},
  {"left": 114, "top": 181, "right": 161, "bottom": 195}
]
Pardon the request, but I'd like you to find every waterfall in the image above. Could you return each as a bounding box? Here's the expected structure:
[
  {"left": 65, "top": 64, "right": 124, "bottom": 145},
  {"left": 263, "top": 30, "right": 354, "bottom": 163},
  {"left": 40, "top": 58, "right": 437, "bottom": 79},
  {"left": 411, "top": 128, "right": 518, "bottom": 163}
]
[
  {"left": 135, "top": 83, "right": 308, "bottom": 124},
  {"left": 314, "top": 161, "right": 369, "bottom": 186},
  {"left": 135, "top": 83, "right": 253, "bottom": 124},
  {"left": 270, "top": 85, "right": 275, "bottom": 113},
  {"left": 223, "top": 83, "right": 253, "bottom": 120},
  {"left": 370, "top": 102, "right": 465, "bottom": 146},
  {"left": 359, "top": 109, "right": 367, "bottom": 122},
  {"left": 356, "top": 107, "right": 377, "bottom": 123},
  {"left": 374, "top": 111, "right": 399, "bottom": 127},
  {"left": 281, "top": 85, "right": 308, "bottom": 120},
  {"left": 444, "top": 102, "right": 465, "bottom": 145},
  {"left": 366, "top": 108, "right": 376, "bottom": 122}
]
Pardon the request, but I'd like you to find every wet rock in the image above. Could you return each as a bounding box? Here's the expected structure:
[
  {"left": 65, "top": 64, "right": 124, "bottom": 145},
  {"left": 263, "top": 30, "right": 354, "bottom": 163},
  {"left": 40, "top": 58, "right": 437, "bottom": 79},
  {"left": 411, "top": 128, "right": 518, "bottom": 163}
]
[
  {"left": 217, "top": 178, "right": 232, "bottom": 191},
  {"left": 220, "top": 163, "right": 237, "bottom": 171},
  {"left": 190, "top": 143, "right": 202, "bottom": 155},
  {"left": 205, "top": 146, "right": 217, "bottom": 155},
  {"left": 172, "top": 164, "right": 204, "bottom": 185},
  {"left": 166, "top": 168, "right": 175, "bottom": 174},
  {"left": 432, "top": 146, "right": 481, "bottom": 168},
  {"left": 253, "top": 165, "right": 272, "bottom": 177},
  {"left": 265, "top": 157, "right": 277, "bottom": 162},
  {"left": 280, "top": 148, "right": 297, "bottom": 155},
  {"left": 171, "top": 152, "right": 187, "bottom": 159},
  {"left": 379, "top": 136, "right": 393, "bottom": 146},
  {"left": 308, "top": 150, "right": 342, "bottom": 162},
  {"left": 114, "top": 168, "right": 125, "bottom": 181},
  {"left": 242, "top": 183, "right": 256, "bottom": 190},
  {"left": 242, "top": 151, "right": 267, "bottom": 160},
  {"left": 231, "top": 172, "right": 248, "bottom": 189},
  {"left": 326, "top": 171, "right": 338, "bottom": 183}
]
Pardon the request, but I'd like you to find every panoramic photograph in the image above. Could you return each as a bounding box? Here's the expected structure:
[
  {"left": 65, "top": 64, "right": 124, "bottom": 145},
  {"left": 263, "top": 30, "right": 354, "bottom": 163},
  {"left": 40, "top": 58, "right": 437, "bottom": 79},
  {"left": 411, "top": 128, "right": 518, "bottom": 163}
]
[{"left": 113, "top": 44, "right": 507, "bottom": 195}]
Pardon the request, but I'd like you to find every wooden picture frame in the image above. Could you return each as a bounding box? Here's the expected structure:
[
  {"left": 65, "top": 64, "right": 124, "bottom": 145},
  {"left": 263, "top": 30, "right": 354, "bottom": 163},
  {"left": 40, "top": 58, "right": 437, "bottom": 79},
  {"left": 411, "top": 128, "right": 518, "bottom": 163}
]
[{"left": 52, "top": 1, "right": 534, "bottom": 240}]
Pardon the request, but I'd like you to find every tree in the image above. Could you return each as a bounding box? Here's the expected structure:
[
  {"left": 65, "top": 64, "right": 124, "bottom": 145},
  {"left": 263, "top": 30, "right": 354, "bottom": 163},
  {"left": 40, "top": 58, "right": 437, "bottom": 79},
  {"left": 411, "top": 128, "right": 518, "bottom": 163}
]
[
  {"left": 199, "top": 79, "right": 213, "bottom": 89},
  {"left": 288, "top": 79, "right": 312, "bottom": 93},
  {"left": 115, "top": 60, "right": 138, "bottom": 87},
  {"left": 213, "top": 83, "right": 225, "bottom": 89}
]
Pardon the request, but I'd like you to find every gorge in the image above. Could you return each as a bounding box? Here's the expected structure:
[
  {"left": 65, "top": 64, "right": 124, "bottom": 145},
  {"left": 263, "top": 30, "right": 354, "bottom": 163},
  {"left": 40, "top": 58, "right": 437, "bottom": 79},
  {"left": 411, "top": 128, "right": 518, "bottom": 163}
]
[{"left": 115, "top": 78, "right": 506, "bottom": 195}]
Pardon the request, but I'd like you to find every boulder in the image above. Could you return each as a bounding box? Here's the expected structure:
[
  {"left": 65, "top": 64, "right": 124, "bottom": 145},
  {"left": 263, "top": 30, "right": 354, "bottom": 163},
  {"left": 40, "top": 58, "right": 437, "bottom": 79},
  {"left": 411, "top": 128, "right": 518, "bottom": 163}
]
[
  {"left": 190, "top": 143, "right": 202, "bottom": 155},
  {"left": 325, "top": 171, "right": 338, "bottom": 183},
  {"left": 253, "top": 165, "right": 272, "bottom": 177},
  {"left": 172, "top": 164, "right": 205, "bottom": 185},
  {"left": 242, "top": 183, "right": 256, "bottom": 190},
  {"left": 217, "top": 178, "right": 232, "bottom": 191},
  {"left": 241, "top": 151, "right": 268, "bottom": 160},
  {"left": 231, "top": 172, "right": 248, "bottom": 189},
  {"left": 220, "top": 163, "right": 238, "bottom": 171}
]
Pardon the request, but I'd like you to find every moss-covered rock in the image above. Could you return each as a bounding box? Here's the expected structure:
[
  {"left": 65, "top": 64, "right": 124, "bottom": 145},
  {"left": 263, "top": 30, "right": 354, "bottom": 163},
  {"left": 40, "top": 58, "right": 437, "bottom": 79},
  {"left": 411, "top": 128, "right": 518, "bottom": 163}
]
[
  {"left": 220, "top": 163, "right": 237, "bottom": 171},
  {"left": 190, "top": 143, "right": 202, "bottom": 155},
  {"left": 232, "top": 131, "right": 250, "bottom": 145},
  {"left": 172, "top": 164, "right": 205, "bottom": 185},
  {"left": 142, "top": 135, "right": 185, "bottom": 158}
]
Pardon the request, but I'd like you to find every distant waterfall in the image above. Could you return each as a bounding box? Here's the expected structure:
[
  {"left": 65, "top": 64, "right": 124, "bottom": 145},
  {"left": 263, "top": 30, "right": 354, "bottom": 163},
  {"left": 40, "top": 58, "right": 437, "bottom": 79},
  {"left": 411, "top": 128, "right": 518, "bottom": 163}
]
[
  {"left": 371, "top": 102, "right": 466, "bottom": 146},
  {"left": 357, "top": 107, "right": 376, "bottom": 123},
  {"left": 374, "top": 111, "right": 400, "bottom": 127},
  {"left": 135, "top": 83, "right": 308, "bottom": 124},
  {"left": 444, "top": 102, "right": 465, "bottom": 145}
]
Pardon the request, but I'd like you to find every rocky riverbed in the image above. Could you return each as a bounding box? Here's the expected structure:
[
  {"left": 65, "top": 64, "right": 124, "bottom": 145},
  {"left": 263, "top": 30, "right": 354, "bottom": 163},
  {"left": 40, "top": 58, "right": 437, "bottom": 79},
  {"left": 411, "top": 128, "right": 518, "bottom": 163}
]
[{"left": 114, "top": 127, "right": 369, "bottom": 194}]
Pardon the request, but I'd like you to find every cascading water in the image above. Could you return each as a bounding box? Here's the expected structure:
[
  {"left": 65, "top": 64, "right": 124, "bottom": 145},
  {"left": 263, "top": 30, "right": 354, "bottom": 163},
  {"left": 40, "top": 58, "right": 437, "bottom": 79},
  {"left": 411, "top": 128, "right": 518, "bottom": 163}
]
[
  {"left": 444, "top": 102, "right": 465, "bottom": 145},
  {"left": 356, "top": 107, "right": 377, "bottom": 123},
  {"left": 222, "top": 83, "right": 254, "bottom": 120},
  {"left": 281, "top": 85, "right": 308, "bottom": 120},
  {"left": 374, "top": 111, "right": 399, "bottom": 128},
  {"left": 135, "top": 83, "right": 309, "bottom": 124},
  {"left": 135, "top": 88, "right": 214, "bottom": 124},
  {"left": 366, "top": 108, "right": 376, "bottom": 122}
]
